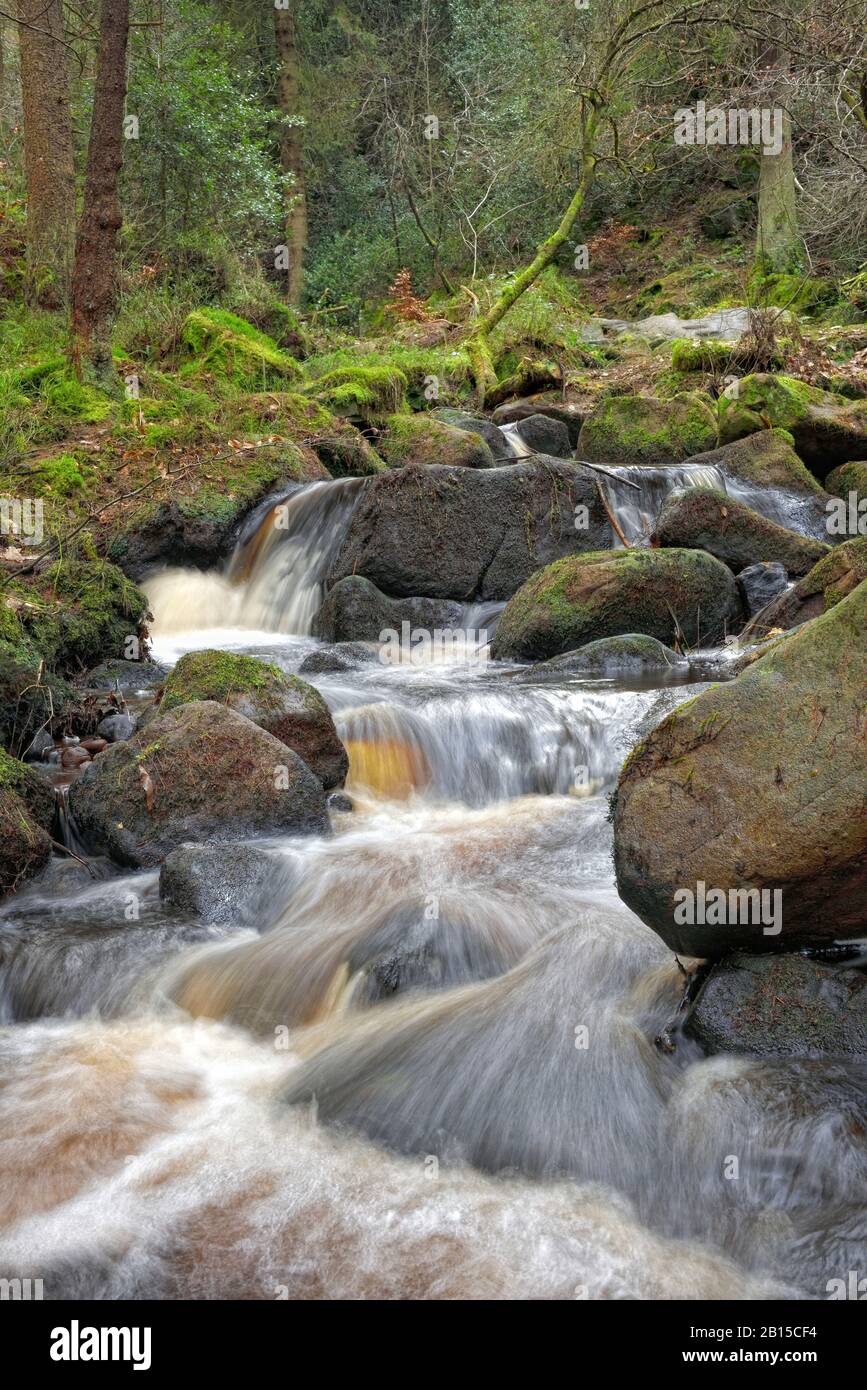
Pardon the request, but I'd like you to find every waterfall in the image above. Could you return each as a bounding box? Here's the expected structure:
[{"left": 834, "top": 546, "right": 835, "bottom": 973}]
[
  {"left": 598, "top": 462, "right": 830, "bottom": 546},
  {"left": 498, "top": 421, "right": 533, "bottom": 458},
  {"left": 146, "top": 478, "right": 365, "bottom": 639}
]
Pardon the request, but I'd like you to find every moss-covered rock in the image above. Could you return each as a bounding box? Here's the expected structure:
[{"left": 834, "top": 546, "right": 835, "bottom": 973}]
[
  {"left": 577, "top": 391, "right": 718, "bottom": 465},
  {"left": 491, "top": 548, "right": 742, "bottom": 662},
  {"left": 68, "top": 699, "right": 329, "bottom": 868},
  {"left": 825, "top": 460, "right": 867, "bottom": 505},
  {"left": 179, "top": 309, "right": 304, "bottom": 389},
  {"left": 0, "top": 748, "right": 54, "bottom": 898},
  {"left": 5, "top": 561, "right": 151, "bottom": 677},
  {"left": 0, "top": 649, "right": 73, "bottom": 756},
  {"left": 306, "top": 364, "right": 408, "bottom": 425},
  {"left": 159, "top": 649, "right": 348, "bottom": 789},
  {"left": 310, "top": 426, "right": 386, "bottom": 478},
  {"left": 523, "top": 634, "right": 686, "bottom": 678},
  {"left": 379, "top": 413, "right": 495, "bottom": 470},
  {"left": 683, "top": 954, "right": 867, "bottom": 1058},
  {"left": 718, "top": 374, "right": 867, "bottom": 476},
  {"left": 685, "top": 428, "right": 826, "bottom": 495},
  {"left": 109, "top": 444, "right": 328, "bottom": 577},
  {"left": 613, "top": 578, "right": 867, "bottom": 955},
  {"left": 430, "top": 408, "right": 509, "bottom": 457},
  {"left": 742, "top": 536, "right": 867, "bottom": 637},
  {"left": 652, "top": 486, "right": 829, "bottom": 575}
]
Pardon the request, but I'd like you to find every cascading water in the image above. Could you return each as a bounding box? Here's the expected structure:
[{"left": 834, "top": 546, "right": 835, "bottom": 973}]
[
  {"left": 0, "top": 470, "right": 863, "bottom": 1302},
  {"left": 598, "top": 462, "right": 831, "bottom": 545},
  {"left": 146, "top": 477, "right": 365, "bottom": 640}
]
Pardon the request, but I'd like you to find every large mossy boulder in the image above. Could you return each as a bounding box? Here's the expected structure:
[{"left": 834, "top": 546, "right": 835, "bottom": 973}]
[
  {"left": 651, "top": 487, "right": 829, "bottom": 575},
  {"left": 683, "top": 954, "right": 867, "bottom": 1058},
  {"left": 743, "top": 536, "right": 867, "bottom": 637},
  {"left": 685, "top": 428, "right": 827, "bottom": 496},
  {"left": 68, "top": 700, "right": 329, "bottom": 868},
  {"left": 0, "top": 749, "right": 54, "bottom": 898},
  {"left": 379, "top": 413, "right": 495, "bottom": 470},
  {"left": 306, "top": 365, "right": 408, "bottom": 426},
  {"left": 718, "top": 374, "right": 867, "bottom": 476},
  {"left": 179, "top": 309, "right": 304, "bottom": 389},
  {"left": 314, "top": 576, "right": 463, "bottom": 644},
  {"left": 328, "top": 460, "right": 611, "bottom": 601},
  {"left": 110, "top": 445, "right": 328, "bottom": 578},
  {"left": 159, "top": 650, "right": 348, "bottom": 789},
  {"left": 576, "top": 391, "right": 718, "bottom": 465},
  {"left": 430, "top": 408, "right": 508, "bottom": 457},
  {"left": 613, "top": 579, "right": 867, "bottom": 955},
  {"left": 825, "top": 460, "right": 867, "bottom": 505},
  {"left": 491, "top": 548, "right": 742, "bottom": 663},
  {"left": 0, "top": 561, "right": 150, "bottom": 678}
]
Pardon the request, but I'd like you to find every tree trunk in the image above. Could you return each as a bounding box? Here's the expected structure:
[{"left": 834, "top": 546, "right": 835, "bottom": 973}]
[
  {"left": 755, "top": 46, "right": 800, "bottom": 274},
  {"left": 70, "top": 0, "right": 130, "bottom": 383},
  {"left": 464, "top": 108, "right": 600, "bottom": 402},
  {"left": 274, "top": 1, "right": 307, "bottom": 306},
  {"left": 17, "top": 0, "right": 76, "bottom": 307}
]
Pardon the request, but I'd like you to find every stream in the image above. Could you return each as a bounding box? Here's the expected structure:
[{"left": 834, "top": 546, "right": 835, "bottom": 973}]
[{"left": 0, "top": 476, "right": 863, "bottom": 1301}]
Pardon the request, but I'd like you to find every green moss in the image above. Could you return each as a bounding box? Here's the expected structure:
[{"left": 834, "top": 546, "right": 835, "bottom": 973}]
[
  {"left": 161, "top": 649, "right": 289, "bottom": 714},
  {"left": 577, "top": 391, "right": 718, "bottom": 465},
  {"left": 378, "top": 412, "right": 493, "bottom": 469},
  {"left": 306, "top": 363, "right": 408, "bottom": 425},
  {"left": 178, "top": 308, "right": 304, "bottom": 390},
  {"left": 825, "top": 460, "right": 867, "bottom": 504},
  {"left": 717, "top": 373, "right": 855, "bottom": 446},
  {"left": 28, "top": 560, "right": 151, "bottom": 674},
  {"left": 747, "top": 268, "right": 836, "bottom": 315}
]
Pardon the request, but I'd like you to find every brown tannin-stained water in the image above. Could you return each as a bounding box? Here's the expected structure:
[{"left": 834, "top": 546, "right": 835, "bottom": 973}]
[{"left": 0, "top": 480, "right": 863, "bottom": 1300}]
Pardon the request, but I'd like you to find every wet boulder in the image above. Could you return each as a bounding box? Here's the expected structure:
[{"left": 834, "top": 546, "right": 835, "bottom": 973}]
[
  {"left": 522, "top": 634, "right": 686, "bottom": 679},
  {"left": 0, "top": 750, "right": 54, "bottom": 898},
  {"left": 718, "top": 374, "right": 867, "bottom": 477},
  {"left": 492, "top": 548, "right": 742, "bottom": 663},
  {"left": 651, "top": 487, "right": 829, "bottom": 576},
  {"left": 742, "top": 536, "right": 867, "bottom": 638},
  {"left": 613, "top": 579, "right": 867, "bottom": 955},
  {"left": 507, "top": 413, "right": 573, "bottom": 459},
  {"left": 96, "top": 711, "right": 137, "bottom": 743},
  {"left": 68, "top": 700, "right": 329, "bottom": 868},
  {"left": 379, "top": 413, "right": 495, "bottom": 470},
  {"left": 159, "top": 843, "right": 285, "bottom": 925},
  {"left": 576, "top": 391, "right": 718, "bottom": 466},
  {"left": 159, "top": 649, "right": 348, "bottom": 790},
  {"left": 737, "top": 562, "right": 789, "bottom": 617},
  {"left": 685, "top": 428, "right": 825, "bottom": 495},
  {"left": 328, "top": 459, "right": 611, "bottom": 601},
  {"left": 298, "top": 641, "right": 382, "bottom": 675},
  {"left": 314, "top": 577, "right": 463, "bottom": 645},
  {"left": 430, "top": 408, "right": 508, "bottom": 458},
  {"left": 683, "top": 954, "right": 867, "bottom": 1058},
  {"left": 492, "top": 398, "right": 584, "bottom": 446}
]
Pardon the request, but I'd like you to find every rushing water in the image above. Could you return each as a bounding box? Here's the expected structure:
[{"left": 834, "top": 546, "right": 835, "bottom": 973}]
[
  {"left": 0, "top": 479, "right": 863, "bottom": 1301},
  {"left": 597, "top": 463, "right": 831, "bottom": 545}
]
